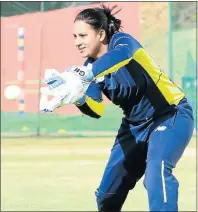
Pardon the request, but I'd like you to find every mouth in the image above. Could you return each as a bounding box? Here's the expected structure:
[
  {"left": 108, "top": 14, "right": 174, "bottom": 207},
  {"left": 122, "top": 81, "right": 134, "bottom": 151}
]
[{"left": 79, "top": 47, "right": 86, "bottom": 53}]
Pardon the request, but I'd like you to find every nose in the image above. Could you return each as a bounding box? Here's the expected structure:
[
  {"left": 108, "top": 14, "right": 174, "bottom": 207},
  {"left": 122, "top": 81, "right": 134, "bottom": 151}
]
[{"left": 75, "top": 37, "right": 82, "bottom": 48}]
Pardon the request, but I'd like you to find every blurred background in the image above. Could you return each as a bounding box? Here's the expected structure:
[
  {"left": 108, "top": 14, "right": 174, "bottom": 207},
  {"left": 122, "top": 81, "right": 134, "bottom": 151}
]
[
  {"left": 1, "top": 1, "right": 197, "bottom": 137},
  {"left": 1, "top": 2, "right": 197, "bottom": 211}
]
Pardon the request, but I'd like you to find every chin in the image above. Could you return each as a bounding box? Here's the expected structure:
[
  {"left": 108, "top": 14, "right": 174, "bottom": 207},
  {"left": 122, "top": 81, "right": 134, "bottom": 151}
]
[
  {"left": 81, "top": 52, "right": 89, "bottom": 58},
  {"left": 81, "top": 55, "right": 88, "bottom": 58}
]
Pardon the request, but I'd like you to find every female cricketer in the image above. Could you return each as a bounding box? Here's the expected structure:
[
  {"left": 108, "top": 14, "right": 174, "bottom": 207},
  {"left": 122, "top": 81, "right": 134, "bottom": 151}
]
[{"left": 43, "top": 4, "right": 194, "bottom": 212}]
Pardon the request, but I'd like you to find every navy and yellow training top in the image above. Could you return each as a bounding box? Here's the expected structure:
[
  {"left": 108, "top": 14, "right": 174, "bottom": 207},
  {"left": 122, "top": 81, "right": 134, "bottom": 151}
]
[{"left": 75, "top": 32, "right": 185, "bottom": 126}]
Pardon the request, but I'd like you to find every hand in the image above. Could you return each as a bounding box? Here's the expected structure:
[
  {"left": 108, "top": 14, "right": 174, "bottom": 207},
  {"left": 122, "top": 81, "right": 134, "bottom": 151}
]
[
  {"left": 43, "top": 68, "right": 67, "bottom": 98},
  {"left": 64, "top": 65, "right": 94, "bottom": 92},
  {"left": 40, "top": 69, "right": 68, "bottom": 112},
  {"left": 40, "top": 68, "right": 87, "bottom": 112},
  {"left": 43, "top": 68, "right": 87, "bottom": 101},
  {"left": 39, "top": 87, "right": 62, "bottom": 113},
  {"left": 60, "top": 70, "right": 87, "bottom": 104}
]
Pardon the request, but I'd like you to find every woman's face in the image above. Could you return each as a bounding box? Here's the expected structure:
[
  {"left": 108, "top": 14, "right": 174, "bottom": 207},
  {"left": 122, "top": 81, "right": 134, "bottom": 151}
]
[{"left": 73, "top": 20, "right": 103, "bottom": 59}]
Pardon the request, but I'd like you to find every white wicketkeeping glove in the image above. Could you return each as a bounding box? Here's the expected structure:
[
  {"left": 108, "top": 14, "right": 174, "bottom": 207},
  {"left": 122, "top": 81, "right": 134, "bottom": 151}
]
[
  {"left": 65, "top": 65, "right": 94, "bottom": 92},
  {"left": 39, "top": 87, "right": 61, "bottom": 112},
  {"left": 40, "top": 68, "right": 86, "bottom": 112}
]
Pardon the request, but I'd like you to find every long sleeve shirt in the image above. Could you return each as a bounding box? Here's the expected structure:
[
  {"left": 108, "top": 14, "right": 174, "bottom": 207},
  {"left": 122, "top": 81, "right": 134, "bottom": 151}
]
[{"left": 76, "top": 32, "right": 185, "bottom": 125}]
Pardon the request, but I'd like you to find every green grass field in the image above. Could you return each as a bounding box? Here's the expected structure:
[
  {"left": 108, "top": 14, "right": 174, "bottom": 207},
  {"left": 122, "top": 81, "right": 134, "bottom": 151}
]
[
  {"left": 1, "top": 136, "right": 196, "bottom": 211},
  {"left": 1, "top": 104, "right": 123, "bottom": 134}
]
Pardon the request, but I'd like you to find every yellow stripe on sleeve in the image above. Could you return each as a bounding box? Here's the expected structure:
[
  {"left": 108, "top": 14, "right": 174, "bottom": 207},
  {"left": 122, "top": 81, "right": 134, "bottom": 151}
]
[
  {"left": 85, "top": 96, "right": 104, "bottom": 116},
  {"left": 133, "top": 48, "right": 185, "bottom": 105},
  {"left": 95, "top": 56, "right": 133, "bottom": 79}
]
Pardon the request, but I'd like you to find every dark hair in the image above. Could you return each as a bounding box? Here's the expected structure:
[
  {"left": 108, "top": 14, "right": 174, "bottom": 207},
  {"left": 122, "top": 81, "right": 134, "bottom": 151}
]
[{"left": 74, "top": 4, "right": 122, "bottom": 41}]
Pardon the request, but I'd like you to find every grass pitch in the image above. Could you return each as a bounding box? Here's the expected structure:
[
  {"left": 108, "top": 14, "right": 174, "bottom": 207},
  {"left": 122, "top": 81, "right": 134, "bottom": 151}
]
[{"left": 1, "top": 136, "right": 196, "bottom": 211}]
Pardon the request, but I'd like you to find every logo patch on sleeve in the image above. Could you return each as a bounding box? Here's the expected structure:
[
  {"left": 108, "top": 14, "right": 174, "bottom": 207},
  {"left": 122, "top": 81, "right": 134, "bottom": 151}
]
[{"left": 95, "top": 76, "right": 105, "bottom": 83}]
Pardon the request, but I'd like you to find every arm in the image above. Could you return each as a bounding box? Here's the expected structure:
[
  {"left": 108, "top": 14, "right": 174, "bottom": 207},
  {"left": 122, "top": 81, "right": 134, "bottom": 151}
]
[
  {"left": 59, "top": 34, "right": 141, "bottom": 104},
  {"left": 92, "top": 32, "right": 141, "bottom": 78},
  {"left": 75, "top": 80, "right": 104, "bottom": 119}
]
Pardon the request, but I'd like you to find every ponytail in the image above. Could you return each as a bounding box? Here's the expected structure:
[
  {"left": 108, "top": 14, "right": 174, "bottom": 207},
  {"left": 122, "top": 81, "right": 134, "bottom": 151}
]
[{"left": 101, "top": 4, "right": 122, "bottom": 39}]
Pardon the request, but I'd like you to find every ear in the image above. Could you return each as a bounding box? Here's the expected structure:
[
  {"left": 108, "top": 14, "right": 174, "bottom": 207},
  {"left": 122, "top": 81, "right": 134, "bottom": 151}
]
[{"left": 98, "top": 29, "right": 106, "bottom": 42}]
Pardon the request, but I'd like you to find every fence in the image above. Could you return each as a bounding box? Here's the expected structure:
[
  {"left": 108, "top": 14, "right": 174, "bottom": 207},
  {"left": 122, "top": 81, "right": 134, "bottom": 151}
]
[
  {"left": 139, "top": 2, "right": 197, "bottom": 130},
  {"left": 1, "top": 2, "right": 197, "bottom": 137}
]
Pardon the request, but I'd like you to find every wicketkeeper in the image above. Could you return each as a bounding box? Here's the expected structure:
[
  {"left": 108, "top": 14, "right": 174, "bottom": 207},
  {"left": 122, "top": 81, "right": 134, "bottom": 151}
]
[{"left": 40, "top": 4, "right": 194, "bottom": 212}]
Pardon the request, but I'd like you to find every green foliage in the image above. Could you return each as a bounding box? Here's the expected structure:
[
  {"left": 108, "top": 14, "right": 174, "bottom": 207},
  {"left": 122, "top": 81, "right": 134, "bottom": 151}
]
[
  {"left": 1, "top": 2, "right": 99, "bottom": 17},
  {"left": 171, "top": 2, "right": 196, "bottom": 30}
]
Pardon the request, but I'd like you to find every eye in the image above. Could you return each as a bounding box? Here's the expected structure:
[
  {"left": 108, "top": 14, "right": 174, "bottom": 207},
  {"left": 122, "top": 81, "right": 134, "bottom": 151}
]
[{"left": 79, "top": 34, "right": 87, "bottom": 38}]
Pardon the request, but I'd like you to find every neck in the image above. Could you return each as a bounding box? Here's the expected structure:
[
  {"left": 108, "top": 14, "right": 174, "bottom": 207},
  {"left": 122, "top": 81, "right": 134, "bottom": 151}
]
[{"left": 95, "top": 44, "right": 108, "bottom": 59}]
